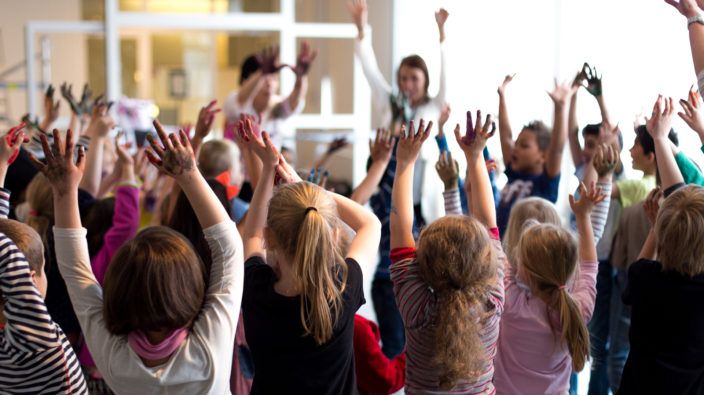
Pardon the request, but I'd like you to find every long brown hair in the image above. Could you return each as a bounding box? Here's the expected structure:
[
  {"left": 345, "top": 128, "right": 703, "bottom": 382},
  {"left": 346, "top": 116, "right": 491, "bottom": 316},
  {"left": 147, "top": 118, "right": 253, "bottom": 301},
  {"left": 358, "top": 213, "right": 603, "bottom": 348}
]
[
  {"left": 397, "top": 55, "right": 430, "bottom": 102},
  {"left": 518, "top": 222, "right": 589, "bottom": 371},
  {"left": 266, "top": 182, "right": 347, "bottom": 345},
  {"left": 416, "top": 215, "right": 496, "bottom": 389}
]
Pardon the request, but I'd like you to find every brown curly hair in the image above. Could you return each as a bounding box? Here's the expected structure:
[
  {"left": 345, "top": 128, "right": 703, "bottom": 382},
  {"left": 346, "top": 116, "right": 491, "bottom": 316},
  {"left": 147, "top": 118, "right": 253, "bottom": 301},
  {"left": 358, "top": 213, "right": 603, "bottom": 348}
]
[{"left": 416, "top": 215, "right": 497, "bottom": 389}]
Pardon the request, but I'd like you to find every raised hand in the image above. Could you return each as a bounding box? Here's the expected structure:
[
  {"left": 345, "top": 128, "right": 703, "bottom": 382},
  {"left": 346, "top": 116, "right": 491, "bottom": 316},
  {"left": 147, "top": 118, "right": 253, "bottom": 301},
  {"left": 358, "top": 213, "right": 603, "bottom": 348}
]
[
  {"left": 255, "top": 46, "right": 285, "bottom": 75},
  {"left": 194, "top": 100, "right": 221, "bottom": 140},
  {"left": 346, "top": 0, "right": 368, "bottom": 36},
  {"left": 307, "top": 167, "right": 329, "bottom": 188},
  {"left": 145, "top": 120, "right": 197, "bottom": 179},
  {"left": 235, "top": 118, "right": 279, "bottom": 168},
  {"left": 569, "top": 181, "right": 606, "bottom": 218},
  {"left": 497, "top": 74, "right": 515, "bottom": 97},
  {"left": 646, "top": 95, "right": 675, "bottom": 141},
  {"left": 43, "top": 84, "right": 60, "bottom": 127},
  {"left": 435, "top": 151, "right": 459, "bottom": 190},
  {"left": 572, "top": 64, "right": 588, "bottom": 89},
  {"left": 665, "top": 0, "right": 701, "bottom": 18},
  {"left": 454, "top": 110, "right": 496, "bottom": 158},
  {"left": 435, "top": 8, "right": 449, "bottom": 42},
  {"left": 326, "top": 137, "right": 349, "bottom": 155},
  {"left": 678, "top": 87, "right": 704, "bottom": 140},
  {"left": 438, "top": 103, "right": 451, "bottom": 134},
  {"left": 643, "top": 187, "right": 663, "bottom": 227},
  {"left": 370, "top": 128, "right": 394, "bottom": 164},
  {"left": 592, "top": 143, "right": 619, "bottom": 178},
  {"left": 288, "top": 41, "right": 317, "bottom": 77},
  {"left": 78, "top": 84, "right": 93, "bottom": 115},
  {"left": 275, "top": 155, "right": 303, "bottom": 185},
  {"left": 548, "top": 78, "right": 579, "bottom": 105},
  {"left": 396, "top": 119, "right": 432, "bottom": 167},
  {"left": 583, "top": 63, "right": 603, "bottom": 97},
  {"left": 29, "top": 129, "right": 85, "bottom": 198},
  {"left": 60, "top": 83, "right": 82, "bottom": 116},
  {"left": 2, "top": 123, "right": 28, "bottom": 165},
  {"left": 85, "top": 100, "right": 116, "bottom": 139}
]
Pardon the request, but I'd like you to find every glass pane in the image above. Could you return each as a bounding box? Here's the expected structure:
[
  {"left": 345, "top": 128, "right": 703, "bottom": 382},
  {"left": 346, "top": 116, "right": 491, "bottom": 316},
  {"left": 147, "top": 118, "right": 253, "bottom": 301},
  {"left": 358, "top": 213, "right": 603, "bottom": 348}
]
[
  {"left": 87, "top": 37, "right": 138, "bottom": 99},
  {"left": 82, "top": 0, "right": 280, "bottom": 20},
  {"left": 295, "top": 128, "right": 354, "bottom": 186},
  {"left": 296, "top": 0, "right": 348, "bottom": 23},
  {"left": 297, "top": 38, "right": 353, "bottom": 115}
]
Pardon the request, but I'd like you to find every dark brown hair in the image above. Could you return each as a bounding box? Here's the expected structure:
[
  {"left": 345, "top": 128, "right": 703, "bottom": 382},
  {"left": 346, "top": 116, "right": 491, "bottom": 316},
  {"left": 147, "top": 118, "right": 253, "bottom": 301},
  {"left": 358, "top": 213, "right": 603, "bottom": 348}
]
[
  {"left": 102, "top": 226, "right": 205, "bottom": 335},
  {"left": 85, "top": 197, "right": 115, "bottom": 258},
  {"left": 416, "top": 215, "right": 496, "bottom": 389},
  {"left": 523, "top": 121, "right": 551, "bottom": 151},
  {"left": 397, "top": 55, "right": 430, "bottom": 102}
]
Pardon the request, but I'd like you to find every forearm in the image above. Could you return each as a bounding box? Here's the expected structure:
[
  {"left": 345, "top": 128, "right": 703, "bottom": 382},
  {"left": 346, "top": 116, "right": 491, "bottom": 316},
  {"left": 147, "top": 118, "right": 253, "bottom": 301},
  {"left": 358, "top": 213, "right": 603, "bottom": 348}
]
[
  {"left": 390, "top": 163, "right": 416, "bottom": 249},
  {"left": 690, "top": 24, "right": 704, "bottom": 88},
  {"left": 638, "top": 229, "right": 657, "bottom": 261},
  {"left": 654, "top": 137, "right": 685, "bottom": 190},
  {"left": 286, "top": 76, "right": 307, "bottom": 114},
  {"left": 330, "top": 192, "right": 378, "bottom": 233},
  {"left": 498, "top": 94, "right": 514, "bottom": 165},
  {"left": 350, "top": 160, "right": 387, "bottom": 205},
  {"left": 177, "top": 171, "right": 230, "bottom": 229},
  {"left": 54, "top": 190, "right": 82, "bottom": 229},
  {"left": 238, "top": 71, "right": 265, "bottom": 105},
  {"left": 591, "top": 179, "right": 612, "bottom": 243},
  {"left": 596, "top": 95, "right": 612, "bottom": 126},
  {"left": 313, "top": 152, "right": 332, "bottom": 171},
  {"left": 78, "top": 137, "right": 105, "bottom": 197},
  {"left": 546, "top": 102, "right": 568, "bottom": 177},
  {"left": 575, "top": 212, "right": 597, "bottom": 262},
  {"left": 568, "top": 95, "right": 582, "bottom": 167},
  {"left": 243, "top": 165, "right": 275, "bottom": 241},
  {"left": 465, "top": 152, "right": 496, "bottom": 228},
  {"left": 244, "top": 151, "right": 262, "bottom": 191}
]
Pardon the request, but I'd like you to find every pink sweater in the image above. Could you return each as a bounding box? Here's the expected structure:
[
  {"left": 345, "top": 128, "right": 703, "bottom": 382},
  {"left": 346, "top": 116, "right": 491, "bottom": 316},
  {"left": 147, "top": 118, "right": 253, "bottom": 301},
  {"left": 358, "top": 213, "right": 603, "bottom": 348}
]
[
  {"left": 493, "top": 259, "right": 598, "bottom": 395},
  {"left": 79, "top": 185, "right": 140, "bottom": 369}
]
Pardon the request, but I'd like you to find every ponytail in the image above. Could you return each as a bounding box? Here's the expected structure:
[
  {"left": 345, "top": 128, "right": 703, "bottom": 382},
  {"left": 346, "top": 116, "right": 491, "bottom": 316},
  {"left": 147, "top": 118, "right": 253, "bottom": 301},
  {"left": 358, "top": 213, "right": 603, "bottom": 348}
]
[
  {"left": 267, "top": 182, "right": 348, "bottom": 345},
  {"left": 556, "top": 289, "right": 590, "bottom": 371}
]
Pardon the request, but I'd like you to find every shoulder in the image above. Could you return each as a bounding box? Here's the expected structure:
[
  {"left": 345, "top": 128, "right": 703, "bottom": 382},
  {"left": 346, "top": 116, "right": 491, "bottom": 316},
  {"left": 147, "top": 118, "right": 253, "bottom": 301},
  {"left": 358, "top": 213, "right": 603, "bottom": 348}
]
[
  {"left": 245, "top": 256, "right": 275, "bottom": 283},
  {"left": 628, "top": 259, "right": 662, "bottom": 280}
]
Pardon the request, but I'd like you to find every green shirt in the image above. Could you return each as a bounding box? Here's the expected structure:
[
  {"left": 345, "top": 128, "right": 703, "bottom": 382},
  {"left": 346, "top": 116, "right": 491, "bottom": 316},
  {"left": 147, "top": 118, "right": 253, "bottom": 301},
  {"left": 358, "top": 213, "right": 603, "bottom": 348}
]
[{"left": 616, "top": 175, "right": 656, "bottom": 208}]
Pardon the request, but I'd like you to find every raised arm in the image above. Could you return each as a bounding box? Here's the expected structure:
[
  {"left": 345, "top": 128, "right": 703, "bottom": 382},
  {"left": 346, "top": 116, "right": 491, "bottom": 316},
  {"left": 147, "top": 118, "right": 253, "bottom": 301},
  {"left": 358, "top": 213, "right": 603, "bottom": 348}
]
[
  {"left": 568, "top": 69, "right": 586, "bottom": 167},
  {"left": 330, "top": 192, "right": 381, "bottom": 269},
  {"left": 146, "top": 120, "right": 230, "bottom": 229},
  {"left": 647, "top": 96, "right": 685, "bottom": 191},
  {"left": 390, "top": 120, "right": 432, "bottom": 250},
  {"left": 569, "top": 182, "right": 603, "bottom": 264},
  {"left": 584, "top": 63, "right": 613, "bottom": 126},
  {"left": 638, "top": 187, "right": 662, "bottom": 260},
  {"left": 497, "top": 75, "right": 516, "bottom": 167},
  {"left": 284, "top": 41, "right": 317, "bottom": 114},
  {"left": 583, "top": 144, "right": 617, "bottom": 242},
  {"left": 433, "top": 9, "right": 448, "bottom": 104},
  {"left": 350, "top": 129, "right": 393, "bottom": 205},
  {"left": 191, "top": 100, "right": 221, "bottom": 155},
  {"left": 79, "top": 102, "right": 116, "bottom": 197},
  {"left": 435, "top": 151, "right": 461, "bottom": 215},
  {"left": 39, "top": 85, "right": 60, "bottom": 132},
  {"left": 678, "top": 87, "right": 704, "bottom": 145},
  {"left": 455, "top": 110, "right": 497, "bottom": 228},
  {"left": 546, "top": 79, "right": 579, "bottom": 178},
  {"left": 236, "top": 121, "right": 279, "bottom": 260},
  {"left": 666, "top": 0, "right": 704, "bottom": 91},
  {"left": 314, "top": 137, "right": 349, "bottom": 171}
]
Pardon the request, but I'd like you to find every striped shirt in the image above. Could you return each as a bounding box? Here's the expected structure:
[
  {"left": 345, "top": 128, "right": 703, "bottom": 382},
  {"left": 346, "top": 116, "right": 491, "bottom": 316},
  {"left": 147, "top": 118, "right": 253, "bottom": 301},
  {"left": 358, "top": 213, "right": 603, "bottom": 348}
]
[
  {"left": 389, "top": 231, "right": 505, "bottom": 394},
  {"left": 0, "top": 234, "right": 87, "bottom": 394},
  {"left": 0, "top": 188, "right": 10, "bottom": 219}
]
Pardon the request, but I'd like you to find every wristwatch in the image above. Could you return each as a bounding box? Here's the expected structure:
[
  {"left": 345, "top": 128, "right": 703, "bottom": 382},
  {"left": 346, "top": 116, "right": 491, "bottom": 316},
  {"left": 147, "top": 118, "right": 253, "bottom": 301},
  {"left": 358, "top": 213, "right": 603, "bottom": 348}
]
[{"left": 688, "top": 14, "right": 704, "bottom": 28}]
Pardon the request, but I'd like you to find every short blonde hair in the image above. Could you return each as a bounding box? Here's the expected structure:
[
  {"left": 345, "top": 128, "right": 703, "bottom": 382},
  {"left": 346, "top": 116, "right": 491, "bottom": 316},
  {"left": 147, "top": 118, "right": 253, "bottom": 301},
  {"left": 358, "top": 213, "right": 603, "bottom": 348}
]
[
  {"left": 198, "top": 139, "right": 240, "bottom": 179},
  {"left": 656, "top": 185, "right": 704, "bottom": 276},
  {"left": 0, "top": 219, "right": 44, "bottom": 272},
  {"left": 504, "top": 197, "right": 561, "bottom": 264}
]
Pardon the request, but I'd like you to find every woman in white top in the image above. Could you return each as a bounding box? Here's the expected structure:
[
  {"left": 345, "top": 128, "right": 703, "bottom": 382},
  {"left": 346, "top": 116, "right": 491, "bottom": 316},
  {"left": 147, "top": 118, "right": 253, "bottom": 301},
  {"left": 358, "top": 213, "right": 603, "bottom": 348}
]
[
  {"left": 36, "top": 125, "right": 243, "bottom": 395},
  {"left": 223, "top": 43, "right": 317, "bottom": 150},
  {"left": 348, "top": 0, "right": 448, "bottom": 224}
]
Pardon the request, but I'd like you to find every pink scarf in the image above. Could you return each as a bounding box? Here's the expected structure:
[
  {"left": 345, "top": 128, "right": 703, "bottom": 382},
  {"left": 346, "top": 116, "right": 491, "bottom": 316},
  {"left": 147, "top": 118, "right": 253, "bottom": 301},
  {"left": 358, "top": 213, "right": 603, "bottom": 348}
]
[{"left": 128, "top": 328, "right": 188, "bottom": 361}]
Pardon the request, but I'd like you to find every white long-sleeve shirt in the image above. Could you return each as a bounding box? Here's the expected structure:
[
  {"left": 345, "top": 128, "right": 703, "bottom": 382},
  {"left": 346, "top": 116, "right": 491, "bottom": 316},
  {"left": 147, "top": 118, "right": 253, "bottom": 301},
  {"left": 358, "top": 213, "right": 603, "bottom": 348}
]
[
  {"left": 53, "top": 221, "right": 243, "bottom": 395},
  {"left": 354, "top": 31, "right": 447, "bottom": 223}
]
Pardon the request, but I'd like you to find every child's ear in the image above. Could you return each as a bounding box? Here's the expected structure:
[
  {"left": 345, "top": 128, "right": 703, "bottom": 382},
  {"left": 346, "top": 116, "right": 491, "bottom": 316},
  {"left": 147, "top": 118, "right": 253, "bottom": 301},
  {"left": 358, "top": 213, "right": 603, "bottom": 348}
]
[{"left": 29, "top": 269, "right": 37, "bottom": 285}]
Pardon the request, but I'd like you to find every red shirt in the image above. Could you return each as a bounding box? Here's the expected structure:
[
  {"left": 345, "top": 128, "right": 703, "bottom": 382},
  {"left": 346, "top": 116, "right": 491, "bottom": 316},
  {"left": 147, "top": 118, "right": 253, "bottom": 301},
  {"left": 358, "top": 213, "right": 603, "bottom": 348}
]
[{"left": 354, "top": 315, "right": 406, "bottom": 395}]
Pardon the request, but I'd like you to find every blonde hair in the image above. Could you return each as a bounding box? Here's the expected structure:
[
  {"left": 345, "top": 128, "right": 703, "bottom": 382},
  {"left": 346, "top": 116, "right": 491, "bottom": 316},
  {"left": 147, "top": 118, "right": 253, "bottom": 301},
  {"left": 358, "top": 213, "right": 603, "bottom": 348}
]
[
  {"left": 518, "top": 222, "right": 589, "bottom": 371},
  {"left": 656, "top": 185, "right": 704, "bottom": 276},
  {"left": 266, "top": 182, "right": 347, "bottom": 345},
  {"left": 0, "top": 219, "right": 44, "bottom": 272},
  {"left": 25, "top": 173, "right": 54, "bottom": 247},
  {"left": 504, "top": 197, "right": 561, "bottom": 264},
  {"left": 416, "top": 215, "right": 496, "bottom": 389},
  {"left": 198, "top": 139, "right": 240, "bottom": 179}
]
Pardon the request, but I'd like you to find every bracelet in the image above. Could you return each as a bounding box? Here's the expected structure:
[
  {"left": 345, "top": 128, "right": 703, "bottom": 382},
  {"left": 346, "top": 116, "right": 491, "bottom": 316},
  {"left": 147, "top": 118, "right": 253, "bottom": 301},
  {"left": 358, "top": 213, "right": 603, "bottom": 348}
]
[{"left": 688, "top": 14, "right": 704, "bottom": 28}]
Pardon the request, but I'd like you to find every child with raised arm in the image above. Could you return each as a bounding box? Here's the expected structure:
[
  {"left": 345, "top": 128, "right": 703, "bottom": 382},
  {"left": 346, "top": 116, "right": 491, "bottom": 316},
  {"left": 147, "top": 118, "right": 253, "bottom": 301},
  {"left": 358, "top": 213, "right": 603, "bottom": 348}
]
[
  {"left": 235, "top": 120, "right": 381, "bottom": 395},
  {"left": 33, "top": 123, "right": 242, "bottom": 394},
  {"left": 493, "top": 177, "right": 605, "bottom": 394},
  {"left": 390, "top": 114, "right": 505, "bottom": 393},
  {"left": 496, "top": 75, "right": 578, "bottom": 235},
  {"left": 0, "top": 125, "right": 87, "bottom": 394},
  {"left": 618, "top": 96, "right": 704, "bottom": 394}
]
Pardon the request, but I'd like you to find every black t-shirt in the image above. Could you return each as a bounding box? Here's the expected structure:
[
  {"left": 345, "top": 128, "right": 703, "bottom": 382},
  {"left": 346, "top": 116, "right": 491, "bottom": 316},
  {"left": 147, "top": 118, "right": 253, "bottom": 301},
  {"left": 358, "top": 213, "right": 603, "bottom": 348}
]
[
  {"left": 619, "top": 259, "right": 704, "bottom": 395},
  {"left": 242, "top": 256, "right": 365, "bottom": 395}
]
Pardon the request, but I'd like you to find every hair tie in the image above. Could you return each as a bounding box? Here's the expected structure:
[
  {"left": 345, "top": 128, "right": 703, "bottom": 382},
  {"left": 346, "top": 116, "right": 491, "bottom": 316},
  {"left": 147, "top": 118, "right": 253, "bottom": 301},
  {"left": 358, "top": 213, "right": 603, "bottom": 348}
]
[
  {"left": 305, "top": 207, "right": 317, "bottom": 215},
  {"left": 558, "top": 284, "right": 567, "bottom": 291},
  {"left": 28, "top": 209, "right": 39, "bottom": 217}
]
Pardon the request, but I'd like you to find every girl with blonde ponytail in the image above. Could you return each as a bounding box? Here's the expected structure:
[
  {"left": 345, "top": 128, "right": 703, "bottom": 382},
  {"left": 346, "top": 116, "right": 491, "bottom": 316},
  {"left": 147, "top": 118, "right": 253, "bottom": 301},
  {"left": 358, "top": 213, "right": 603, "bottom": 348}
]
[
  {"left": 236, "top": 120, "right": 381, "bottom": 395},
  {"left": 493, "top": 182, "right": 605, "bottom": 395}
]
